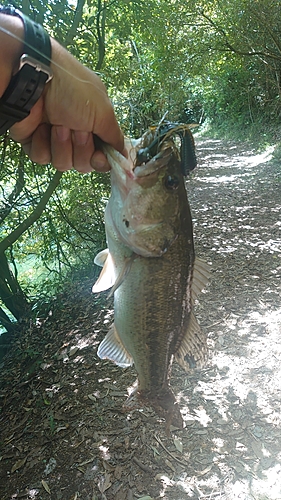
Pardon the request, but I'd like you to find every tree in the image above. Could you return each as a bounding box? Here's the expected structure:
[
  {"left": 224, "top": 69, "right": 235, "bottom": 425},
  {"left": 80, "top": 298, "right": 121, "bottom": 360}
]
[
  {"left": 1, "top": 0, "right": 281, "bottom": 333},
  {"left": 0, "top": 0, "right": 111, "bottom": 331}
]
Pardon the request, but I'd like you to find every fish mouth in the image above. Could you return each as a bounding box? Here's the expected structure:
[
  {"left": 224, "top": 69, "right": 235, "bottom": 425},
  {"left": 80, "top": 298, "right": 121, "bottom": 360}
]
[
  {"left": 103, "top": 139, "right": 172, "bottom": 185},
  {"left": 133, "top": 149, "right": 172, "bottom": 178}
]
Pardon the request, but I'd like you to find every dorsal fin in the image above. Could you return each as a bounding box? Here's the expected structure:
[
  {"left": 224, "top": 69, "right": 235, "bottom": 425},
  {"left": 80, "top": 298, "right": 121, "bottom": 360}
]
[
  {"left": 175, "top": 311, "right": 208, "bottom": 371},
  {"left": 191, "top": 257, "right": 211, "bottom": 305},
  {"left": 97, "top": 324, "right": 133, "bottom": 368}
]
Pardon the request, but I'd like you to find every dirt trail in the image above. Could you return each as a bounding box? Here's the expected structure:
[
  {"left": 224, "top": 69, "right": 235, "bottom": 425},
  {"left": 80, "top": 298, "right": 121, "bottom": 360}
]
[{"left": 0, "top": 138, "right": 281, "bottom": 500}]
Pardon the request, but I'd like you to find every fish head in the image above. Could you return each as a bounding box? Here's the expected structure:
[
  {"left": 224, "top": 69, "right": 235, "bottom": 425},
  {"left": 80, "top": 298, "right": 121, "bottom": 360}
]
[{"left": 105, "top": 136, "right": 189, "bottom": 257}]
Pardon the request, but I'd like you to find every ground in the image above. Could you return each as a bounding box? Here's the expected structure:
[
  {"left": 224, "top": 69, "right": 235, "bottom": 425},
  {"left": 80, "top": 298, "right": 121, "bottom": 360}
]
[{"left": 0, "top": 137, "right": 281, "bottom": 500}]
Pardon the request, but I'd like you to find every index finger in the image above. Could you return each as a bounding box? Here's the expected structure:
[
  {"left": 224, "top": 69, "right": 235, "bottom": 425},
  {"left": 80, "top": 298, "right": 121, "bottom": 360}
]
[{"left": 92, "top": 101, "right": 125, "bottom": 154}]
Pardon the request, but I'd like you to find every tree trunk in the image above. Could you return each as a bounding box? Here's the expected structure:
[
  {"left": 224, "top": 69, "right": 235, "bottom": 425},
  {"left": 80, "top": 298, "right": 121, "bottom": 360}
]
[
  {"left": 0, "top": 252, "right": 30, "bottom": 322},
  {"left": 65, "top": 0, "right": 86, "bottom": 47},
  {"left": 0, "top": 170, "right": 63, "bottom": 329},
  {"left": 95, "top": 0, "right": 106, "bottom": 71},
  {"left": 0, "top": 306, "right": 16, "bottom": 333}
]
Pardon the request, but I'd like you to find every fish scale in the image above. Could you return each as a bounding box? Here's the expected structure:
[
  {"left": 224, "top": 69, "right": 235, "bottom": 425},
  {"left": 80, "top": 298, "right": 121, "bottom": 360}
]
[{"left": 92, "top": 129, "right": 210, "bottom": 427}]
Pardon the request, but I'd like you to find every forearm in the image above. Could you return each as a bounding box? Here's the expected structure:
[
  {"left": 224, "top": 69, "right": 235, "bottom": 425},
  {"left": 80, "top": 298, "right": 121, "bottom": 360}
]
[{"left": 0, "top": 13, "right": 24, "bottom": 96}]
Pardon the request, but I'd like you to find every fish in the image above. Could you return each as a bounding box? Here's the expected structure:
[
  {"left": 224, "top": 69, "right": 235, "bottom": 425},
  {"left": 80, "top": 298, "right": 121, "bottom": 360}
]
[{"left": 92, "top": 125, "right": 210, "bottom": 428}]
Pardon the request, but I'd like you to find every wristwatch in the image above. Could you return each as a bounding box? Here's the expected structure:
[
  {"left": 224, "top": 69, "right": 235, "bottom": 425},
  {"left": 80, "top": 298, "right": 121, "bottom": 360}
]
[{"left": 0, "top": 5, "right": 53, "bottom": 135}]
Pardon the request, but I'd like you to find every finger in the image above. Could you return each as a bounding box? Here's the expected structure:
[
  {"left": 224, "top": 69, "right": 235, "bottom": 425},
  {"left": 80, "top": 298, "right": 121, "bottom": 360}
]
[
  {"left": 51, "top": 126, "right": 73, "bottom": 171},
  {"left": 10, "top": 98, "right": 44, "bottom": 142},
  {"left": 72, "top": 131, "right": 95, "bottom": 173},
  {"left": 92, "top": 102, "right": 124, "bottom": 154},
  {"left": 20, "top": 124, "right": 51, "bottom": 164},
  {"left": 90, "top": 149, "right": 111, "bottom": 172}
]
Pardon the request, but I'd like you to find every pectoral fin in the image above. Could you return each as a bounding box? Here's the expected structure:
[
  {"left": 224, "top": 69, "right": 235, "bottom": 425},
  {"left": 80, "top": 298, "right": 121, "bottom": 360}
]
[
  {"left": 107, "top": 254, "right": 136, "bottom": 298},
  {"left": 97, "top": 324, "right": 133, "bottom": 368},
  {"left": 191, "top": 257, "right": 211, "bottom": 305},
  {"left": 92, "top": 250, "right": 116, "bottom": 292},
  {"left": 175, "top": 312, "right": 208, "bottom": 371},
  {"left": 94, "top": 249, "right": 109, "bottom": 267}
]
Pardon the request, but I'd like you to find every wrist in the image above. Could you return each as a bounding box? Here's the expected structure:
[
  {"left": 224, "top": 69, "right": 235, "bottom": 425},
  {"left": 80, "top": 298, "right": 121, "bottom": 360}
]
[
  {"left": 0, "top": 8, "right": 52, "bottom": 135},
  {"left": 0, "top": 14, "right": 24, "bottom": 96}
]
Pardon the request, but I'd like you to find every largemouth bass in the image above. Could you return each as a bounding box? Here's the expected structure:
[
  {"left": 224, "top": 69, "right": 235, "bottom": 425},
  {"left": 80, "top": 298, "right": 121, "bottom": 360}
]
[{"left": 93, "top": 125, "right": 210, "bottom": 427}]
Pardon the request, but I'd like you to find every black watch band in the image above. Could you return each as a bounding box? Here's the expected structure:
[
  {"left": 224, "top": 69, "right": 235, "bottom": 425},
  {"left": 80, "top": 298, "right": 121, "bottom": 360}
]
[{"left": 0, "top": 6, "right": 52, "bottom": 135}]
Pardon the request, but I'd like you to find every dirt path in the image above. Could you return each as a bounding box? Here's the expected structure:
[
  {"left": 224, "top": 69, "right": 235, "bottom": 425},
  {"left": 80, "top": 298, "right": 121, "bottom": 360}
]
[{"left": 0, "top": 138, "right": 281, "bottom": 500}]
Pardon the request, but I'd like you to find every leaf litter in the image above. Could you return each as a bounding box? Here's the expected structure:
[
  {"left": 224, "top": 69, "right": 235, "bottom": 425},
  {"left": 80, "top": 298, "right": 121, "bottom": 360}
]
[{"left": 0, "top": 138, "right": 281, "bottom": 499}]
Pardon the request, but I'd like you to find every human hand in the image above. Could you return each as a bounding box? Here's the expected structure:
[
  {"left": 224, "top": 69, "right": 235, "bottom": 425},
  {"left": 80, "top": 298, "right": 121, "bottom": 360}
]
[
  {"left": 0, "top": 13, "right": 124, "bottom": 173},
  {"left": 9, "top": 39, "right": 124, "bottom": 173}
]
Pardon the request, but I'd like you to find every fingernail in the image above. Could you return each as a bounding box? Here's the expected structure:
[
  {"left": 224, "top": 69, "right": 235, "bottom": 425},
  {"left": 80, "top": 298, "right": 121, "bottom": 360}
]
[
  {"left": 73, "top": 130, "right": 90, "bottom": 146},
  {"left": 55, "top": 126, "right": 70, "bottom": 141},
  {"left": 91, "top": 159, "right": 107, "bottom": 171}
]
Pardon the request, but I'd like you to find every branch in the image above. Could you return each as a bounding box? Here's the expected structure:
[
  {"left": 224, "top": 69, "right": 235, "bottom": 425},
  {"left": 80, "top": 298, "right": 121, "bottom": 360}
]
[
  {"left": 201, "top": 10, "right": 281, "bottom": 62},
  {"left": 249, "top": 7, "right": 281, "bottom": 57},
  {"left": 0, "top": 170, "right": 63, "bottom": 254},
  {"left": 65, "top": 0, "right": 86, "bottom": 47},
  {"left": 0, "top": 153, "right": 25, "bottom": 224},
  {"left": 95, "top": 0, "right": 118, "bottom": 71},
  {"left": 95, "top": 0, "right": 106, "bottom": 71}
]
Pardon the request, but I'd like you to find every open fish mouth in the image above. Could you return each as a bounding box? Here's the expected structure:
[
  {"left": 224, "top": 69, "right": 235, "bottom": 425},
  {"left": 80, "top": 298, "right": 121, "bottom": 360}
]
[
  {"left": 133, "top": 149, "right": 172, "bottom": 178},
  {"left": 135, "top": 121, "right": 197, "bottom": 176},
  {"left": 103, "top": 121, "right": 197, "bottom": 182}
]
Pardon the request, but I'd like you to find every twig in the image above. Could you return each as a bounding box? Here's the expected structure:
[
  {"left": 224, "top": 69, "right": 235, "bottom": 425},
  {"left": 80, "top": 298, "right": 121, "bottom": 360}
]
[
  {"left": 133, "top": 456, "right": 152, "bottom": 472},
  {"left": 153, "top": 434, "right": 188, "bottom": 466}
]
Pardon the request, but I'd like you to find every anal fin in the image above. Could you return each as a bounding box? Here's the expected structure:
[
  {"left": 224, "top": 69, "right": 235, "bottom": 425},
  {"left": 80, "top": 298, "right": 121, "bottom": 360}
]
[{"left": 97, "top": 324, "right": 133, "bottom": 368}]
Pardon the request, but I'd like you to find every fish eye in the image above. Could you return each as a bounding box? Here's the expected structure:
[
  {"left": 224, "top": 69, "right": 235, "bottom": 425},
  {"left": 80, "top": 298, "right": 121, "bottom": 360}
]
[{"left": 164, "top": 175, "right": 180, "bottom": 190}]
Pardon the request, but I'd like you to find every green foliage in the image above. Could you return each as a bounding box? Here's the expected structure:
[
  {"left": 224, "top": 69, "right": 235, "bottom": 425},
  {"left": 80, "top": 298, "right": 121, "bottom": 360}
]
[{"left": 1, "top": 0, "right": 281, "bottom": 332}]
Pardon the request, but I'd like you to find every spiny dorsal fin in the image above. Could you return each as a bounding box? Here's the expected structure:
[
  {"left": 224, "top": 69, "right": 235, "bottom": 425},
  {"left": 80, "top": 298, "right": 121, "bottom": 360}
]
[
  {"left": 97, "top": 324, "right": 133, "bottom": 368},
  {"left": 175, "top": 311, "right": 208, "bottom": 371},
  {"left": 191, "top": 257, "right": 211, "bottom": 306},
  {"left": 92, "top": 250, "right": 116, "bottom": 293}
]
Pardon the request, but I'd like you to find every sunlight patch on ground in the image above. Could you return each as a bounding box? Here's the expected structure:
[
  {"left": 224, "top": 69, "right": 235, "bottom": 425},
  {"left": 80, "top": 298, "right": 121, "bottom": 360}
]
[
  {"left": 177, "top": 301, "right": 281, "bottom": 499},
  {"left": 224, "top": 463, "right": 281, "bottom": 500},
  {"left": 212, "top": 307, "right": 281, "bottom": 406},
  {"left": 197, "top": 144, "right": 275, "bottom": 186},
  {"left": 242, "top": 145, "right": 275, "bottom": 167}
]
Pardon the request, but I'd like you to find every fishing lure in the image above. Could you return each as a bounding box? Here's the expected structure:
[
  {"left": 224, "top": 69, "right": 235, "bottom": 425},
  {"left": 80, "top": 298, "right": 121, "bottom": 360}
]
[{"left": 136, "top": 122, "right": 197, "bottom": 176}]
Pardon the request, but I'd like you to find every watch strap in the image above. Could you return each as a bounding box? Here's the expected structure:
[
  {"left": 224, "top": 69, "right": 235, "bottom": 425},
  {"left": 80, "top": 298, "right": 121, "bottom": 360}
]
[{"left": 0, "top": 6, "right": 52, "bottom": 135}]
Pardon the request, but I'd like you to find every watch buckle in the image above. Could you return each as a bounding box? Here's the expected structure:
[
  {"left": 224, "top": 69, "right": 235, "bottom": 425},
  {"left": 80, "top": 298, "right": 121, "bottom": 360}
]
[{"left": 19, "top": 54, "right": 53, "bottom": 83}]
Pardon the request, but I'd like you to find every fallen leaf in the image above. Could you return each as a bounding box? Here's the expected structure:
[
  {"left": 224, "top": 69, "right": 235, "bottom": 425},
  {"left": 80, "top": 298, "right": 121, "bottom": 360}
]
[
  {"left": 151, "top": 446, "right": 160, "bottom": 456},
  {"left": 165, "top": 459, "right": 176, "bottom": 472},
  {"left": 41, "top": 480, "right": 51, "bottom": 494},
  {"left": 173, "top": 437, "right": 183, "bottom": 453},
  {"left": 155, "top": 474, "right": 174, "bottom": 486},
  {"left": 11, "top": 457, "right": 27, "bottom": 473},
  {"left": 69, "top": 346, "right": 79, "bottom": 357},
  {"left": 98, "top": 473, "right": 112, "bottom": 493}
]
